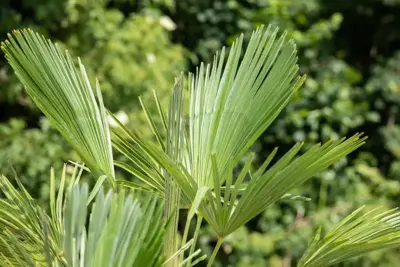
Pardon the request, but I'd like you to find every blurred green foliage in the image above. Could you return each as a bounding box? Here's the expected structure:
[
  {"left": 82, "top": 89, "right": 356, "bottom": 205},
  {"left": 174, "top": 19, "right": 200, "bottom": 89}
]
[{"left": 1, "top": 0, "right": 400, "bottom": 266}]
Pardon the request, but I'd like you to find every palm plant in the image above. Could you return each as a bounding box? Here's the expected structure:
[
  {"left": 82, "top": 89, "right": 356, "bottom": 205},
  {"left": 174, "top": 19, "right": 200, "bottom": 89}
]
[{"left": 1, "top": 25, "right": 400, "bottom": 267}]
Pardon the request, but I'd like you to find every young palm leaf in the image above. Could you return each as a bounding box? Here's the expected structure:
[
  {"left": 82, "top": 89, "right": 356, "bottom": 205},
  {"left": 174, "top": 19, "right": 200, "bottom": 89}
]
[
  {"left": 298, "top": 206, "right": 400, "bottom": 267},
  {"left": 1, "top": 30, "right": 115, "bottom": 186},
  {"left": 112, "top": 25, "right": 305, "bottom": 192},
  {"left": 63, "top": 184, "right": 165, "bottom": 267},
  {"left": 111, "top": 24, "right": 305, "bottom": 195}
]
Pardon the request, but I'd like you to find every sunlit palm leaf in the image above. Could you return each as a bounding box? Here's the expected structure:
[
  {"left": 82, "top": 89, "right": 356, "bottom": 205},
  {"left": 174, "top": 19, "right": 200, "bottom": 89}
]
[
  {"left": 202, "top": 134, "right": 366, "bottom": 237},
  {"left": 110, "top": 25, "right": 365, "bottom": 239},
  {"left": 3, "top": 24, "right": 388, "bottom": 267},
  {"left": 187, "top": 24, "right": 305, "bottom": 187},
  {"left": 298, "top": 206, "right": 400, "bottom": 267},
  {"left": 112, "top": 25, "right": 305, "bottom": 191},
  {"left": 1, "top": 30, "right": 115, "bottom": 185}
]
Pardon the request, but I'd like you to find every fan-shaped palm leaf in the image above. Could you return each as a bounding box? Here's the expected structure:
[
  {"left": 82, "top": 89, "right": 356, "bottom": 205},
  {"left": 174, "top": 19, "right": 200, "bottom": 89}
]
[
  {"left": 109, "top": 25, "right": 365, "bottom": 239},
  {"left": 1, "top": 30, "right": 115, "bottom": 185}
]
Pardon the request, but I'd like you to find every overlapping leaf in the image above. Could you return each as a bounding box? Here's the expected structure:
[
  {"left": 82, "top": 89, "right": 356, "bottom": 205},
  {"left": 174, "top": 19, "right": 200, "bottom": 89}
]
[
  {"left": 63, "top": 184, "right": 165, "bottom": 267},
  {"left": 0, "top": 165, "right": 166, "bottom": 267},
  {"left": 200, "top": 134, "right": 366, "bottom": 237},
  {"left": 112, "top": 25, "right": 305, "bottom": 192}
]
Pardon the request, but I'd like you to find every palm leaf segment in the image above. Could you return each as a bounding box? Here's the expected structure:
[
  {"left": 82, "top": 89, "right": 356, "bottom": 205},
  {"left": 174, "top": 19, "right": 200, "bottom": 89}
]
[
  {"left": 111, "top": 25, "right": 366, "bottom": 237},
  {"left": 298, "top": 206, "right": 400, "bottom": 267},
  {"left": 0, "top": 166, "right": 165, "bottom": 267},
  {"left": 1, "top": 30, "right": 115, "bottom": 185},
  {"left": 63, "top": 184, "right": 164, "bottom": 267},
  {"left": 187, "top": 25, "right": 303, "bottom": 188},
  {"left": 0, "top": 171, "right": 64, "bottom": 266}
]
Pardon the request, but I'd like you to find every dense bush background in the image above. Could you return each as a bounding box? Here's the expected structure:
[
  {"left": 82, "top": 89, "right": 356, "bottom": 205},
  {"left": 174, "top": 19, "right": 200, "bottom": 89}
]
[{"left": 1, "top": 0, "right": 400, "bottom": 266}]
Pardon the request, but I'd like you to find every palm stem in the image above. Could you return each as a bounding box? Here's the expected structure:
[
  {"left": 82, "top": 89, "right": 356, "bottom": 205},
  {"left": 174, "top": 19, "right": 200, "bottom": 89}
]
[
  {"left": 186, "top": 215, "right": 203, "bottom": 267},
  {"left": 207, "top": 237, "right": 224, "bottom": 267},
  {"left": 180, "top": 211, "right": 193, "bottom": 262}
]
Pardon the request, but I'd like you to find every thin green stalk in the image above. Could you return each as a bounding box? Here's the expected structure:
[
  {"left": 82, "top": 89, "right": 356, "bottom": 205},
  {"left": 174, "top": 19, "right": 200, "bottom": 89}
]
[
  {"left": 207, "top": 237, "right": 224, "bottom": 267},
  {"left": 186, "top": 215, "right": 203, "bottom": 267},
  {"left": 180, "top": 211, "right": 193, "bottom": 262}
]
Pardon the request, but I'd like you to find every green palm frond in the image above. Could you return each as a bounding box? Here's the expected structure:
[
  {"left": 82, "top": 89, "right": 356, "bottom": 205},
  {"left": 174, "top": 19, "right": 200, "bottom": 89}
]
[
  {"left": 4, "top": 24, "right": 399, "bottom": 267},
  {"left": 111, "top": 113, "right": 166, "bottom": 196},
  {"left": 109, "top": 25, "right": 365, "bottom": 239},
  {"left": 0, "top": 165, "right": 74, "bottom": 266},
  {"left": 187, "top": 25, "right": 305, "bottom": 188},
  {"left": 0, "top": 165, "right": 167, "bottom": 267},
  {"left": 207, "top": 134, "right": 366, "bottom": 236},
  {"left": 112, "top": 25, "right": 305, "bottom": 192},
  {"left": 1, "top": 30, "right": 115, "bottom": 185},
  {"left": 63, "top": 184, "right": 165, "bottom": 267},
  {"left": 298, "top": 206, "right": 400, "bottom": 267},
  {"left": 111, "top": 25, "right": 302, "bottom": 191},
  {"left": 163, "top": 74, "right": 185, "bottom": 266}
]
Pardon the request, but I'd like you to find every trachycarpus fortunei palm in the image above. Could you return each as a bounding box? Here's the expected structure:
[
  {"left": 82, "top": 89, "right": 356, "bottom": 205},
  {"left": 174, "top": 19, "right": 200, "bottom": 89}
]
[{"left": 1, "top": 25, "right": 400, "bottom": 267}]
